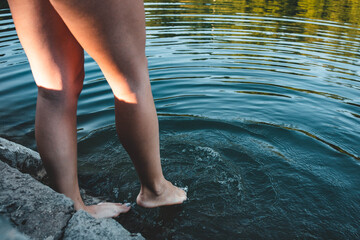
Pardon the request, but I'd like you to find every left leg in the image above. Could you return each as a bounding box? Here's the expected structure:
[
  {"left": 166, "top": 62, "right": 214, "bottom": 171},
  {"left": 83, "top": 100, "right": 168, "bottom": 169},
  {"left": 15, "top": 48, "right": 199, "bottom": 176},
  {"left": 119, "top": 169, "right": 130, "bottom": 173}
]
[{"left": 7, "top": 0, "right": 130, "bottom": 218}]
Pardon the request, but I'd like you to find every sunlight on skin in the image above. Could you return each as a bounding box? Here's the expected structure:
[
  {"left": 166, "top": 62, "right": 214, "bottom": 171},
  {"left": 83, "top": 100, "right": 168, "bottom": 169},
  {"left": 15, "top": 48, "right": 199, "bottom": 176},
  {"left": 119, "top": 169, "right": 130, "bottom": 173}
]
[
  {"left": 108, "top": 76, "right": 140, "bottom": 104},
  {"left": 34, "top": 67, "right": 140, "bottom": 104},
  {"left": 8, "top": 0, "right": 187, "bottom": 219},
  {"left": 33, "top": 71, "right": 63, "bottom": 91}
]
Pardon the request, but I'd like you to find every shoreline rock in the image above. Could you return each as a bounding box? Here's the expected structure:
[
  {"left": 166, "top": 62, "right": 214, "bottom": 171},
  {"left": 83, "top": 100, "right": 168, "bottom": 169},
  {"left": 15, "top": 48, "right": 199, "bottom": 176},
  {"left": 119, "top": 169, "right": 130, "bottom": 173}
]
[
  {"left": 0, "top": 161, "right": 74, "bottom": 239},
  {"left": 0, "top": 137, "right": 143, "bottom": 240},
  {"left": 0, "top": 137, "right": 46, "bottom": 181}
]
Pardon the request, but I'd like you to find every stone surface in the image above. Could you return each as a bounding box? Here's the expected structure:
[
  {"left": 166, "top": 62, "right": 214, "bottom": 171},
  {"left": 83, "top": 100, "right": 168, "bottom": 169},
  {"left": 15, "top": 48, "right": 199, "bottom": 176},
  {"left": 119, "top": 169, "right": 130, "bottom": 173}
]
[
  {"left": 0, "top": 137, "right": 104, "bottom": 204},
  {"left": 0, "top": 137, "right": 46, "bottom": 181},
  {"left": 64, "top": 210, "right": 144, "bottom": 240},
  {"left": 0, "top": 137, "right": 144, "bottom": 240},
  {"left": 0, "top": 215, "right": 30, "bottom": 240},
  {"left": 0, "top": 161, "right": 74, "bottom": 240}
]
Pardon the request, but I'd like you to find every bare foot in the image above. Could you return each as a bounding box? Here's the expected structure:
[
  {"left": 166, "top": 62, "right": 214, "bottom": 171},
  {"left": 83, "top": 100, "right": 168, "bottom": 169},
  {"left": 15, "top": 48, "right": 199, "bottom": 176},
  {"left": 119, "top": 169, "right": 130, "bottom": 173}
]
[
  {"left": 80, "top": 202, "right": 131, "bottom": 219},
  {"left": 136, "top": 180, "right": 187, "bottom": 208}
]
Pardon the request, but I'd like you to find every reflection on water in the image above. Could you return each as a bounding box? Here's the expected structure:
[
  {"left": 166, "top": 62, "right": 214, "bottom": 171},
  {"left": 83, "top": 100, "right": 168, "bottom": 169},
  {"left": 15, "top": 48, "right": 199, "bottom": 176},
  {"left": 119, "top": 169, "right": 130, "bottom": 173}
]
[
  {"left": 1, "top": 0, "right": 360, "bottom": 239},
  {"left": 146, "top": 0, "right": 360, "bottom": 25}
]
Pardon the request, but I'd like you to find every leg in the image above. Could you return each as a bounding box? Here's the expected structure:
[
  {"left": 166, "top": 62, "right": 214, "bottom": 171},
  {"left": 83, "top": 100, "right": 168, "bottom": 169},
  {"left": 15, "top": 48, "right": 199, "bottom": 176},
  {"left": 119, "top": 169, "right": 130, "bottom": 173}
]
[
  {"left": 8, "top": 0, "right": 130, "bottom": 217},
  {"left": 49, "top": 0, "right": 186, "bottom": 207}
]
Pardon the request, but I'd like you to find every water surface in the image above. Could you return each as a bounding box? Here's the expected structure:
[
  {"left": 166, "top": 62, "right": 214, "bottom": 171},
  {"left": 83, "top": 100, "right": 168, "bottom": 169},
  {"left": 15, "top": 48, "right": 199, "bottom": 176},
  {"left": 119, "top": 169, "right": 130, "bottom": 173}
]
[{"left": 1, "top": 0, "right": 360, "bottom": 239}]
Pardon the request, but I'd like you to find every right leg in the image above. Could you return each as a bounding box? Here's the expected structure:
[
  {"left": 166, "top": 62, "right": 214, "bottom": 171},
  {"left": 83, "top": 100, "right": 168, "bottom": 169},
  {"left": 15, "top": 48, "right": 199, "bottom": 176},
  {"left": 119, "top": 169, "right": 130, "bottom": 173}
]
[
  {"left": 48, "top": 0, "right": 186, "bottom": 207},
  {"left": 8, "top": 0, "right": 130, "bottom": 218}
]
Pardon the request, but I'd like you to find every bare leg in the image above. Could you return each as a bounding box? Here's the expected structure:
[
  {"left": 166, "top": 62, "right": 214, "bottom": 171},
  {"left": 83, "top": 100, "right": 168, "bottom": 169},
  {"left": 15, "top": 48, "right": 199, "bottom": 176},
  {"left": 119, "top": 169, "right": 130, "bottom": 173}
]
[
  {"left": 49, "top": 0, "right": 186, "bottom": 207},
  {"left": 8, "top": 0, "right": 130, "bottom": 218}
]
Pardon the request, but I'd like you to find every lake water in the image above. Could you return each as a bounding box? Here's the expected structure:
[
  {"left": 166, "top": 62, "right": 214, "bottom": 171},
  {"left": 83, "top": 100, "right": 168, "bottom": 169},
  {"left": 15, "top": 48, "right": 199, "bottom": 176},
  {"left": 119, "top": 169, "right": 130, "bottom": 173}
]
[{"left": 1, "top": 0, "right": 360, "bottom": 239}]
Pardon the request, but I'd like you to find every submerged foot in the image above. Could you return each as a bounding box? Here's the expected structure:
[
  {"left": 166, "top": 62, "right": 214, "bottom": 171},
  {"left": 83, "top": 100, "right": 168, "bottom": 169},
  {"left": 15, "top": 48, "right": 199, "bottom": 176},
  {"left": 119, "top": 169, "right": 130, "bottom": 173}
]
[
  {"left": 80, "top": 202, "right": 131, "bottom": 219},
  {"left": 136, "top": 180, "right": 187, "bottom": 208}
]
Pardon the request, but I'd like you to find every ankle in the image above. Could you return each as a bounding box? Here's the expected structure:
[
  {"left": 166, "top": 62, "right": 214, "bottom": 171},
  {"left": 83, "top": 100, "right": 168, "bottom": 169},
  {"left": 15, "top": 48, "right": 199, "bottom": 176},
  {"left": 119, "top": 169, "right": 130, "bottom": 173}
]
[
  {"left": 69, "top": 195, "right": 86, "bottom": 211},
  {"left": 73, "top": 201, "right": 86, "bottom": 210},
  {"left": 140, "top": 177, "right": 168, "bottom": 196}
]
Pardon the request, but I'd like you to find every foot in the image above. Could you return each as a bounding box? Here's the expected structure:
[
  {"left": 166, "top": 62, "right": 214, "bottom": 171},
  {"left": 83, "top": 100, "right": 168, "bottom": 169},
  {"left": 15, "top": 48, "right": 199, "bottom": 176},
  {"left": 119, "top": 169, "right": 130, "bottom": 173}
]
[
  {"left": 80, "top": 202, "right": 131, "bottom": 219},
  {"left": 136, "top": 180, "right": 187, "bottom": 208}
]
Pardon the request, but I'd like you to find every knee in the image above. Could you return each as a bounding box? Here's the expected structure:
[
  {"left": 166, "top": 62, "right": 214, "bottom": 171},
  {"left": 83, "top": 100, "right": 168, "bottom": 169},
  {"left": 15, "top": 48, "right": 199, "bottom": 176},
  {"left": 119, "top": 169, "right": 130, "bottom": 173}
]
[
  {"left": 110, "top": 72, "right": 150, "bottom": 104},
  {"left": 37, "top": 68, "right": 84, "bottom": 106},
  {"left": 109, "top": 57, "right": 150, "bottom": 101}
]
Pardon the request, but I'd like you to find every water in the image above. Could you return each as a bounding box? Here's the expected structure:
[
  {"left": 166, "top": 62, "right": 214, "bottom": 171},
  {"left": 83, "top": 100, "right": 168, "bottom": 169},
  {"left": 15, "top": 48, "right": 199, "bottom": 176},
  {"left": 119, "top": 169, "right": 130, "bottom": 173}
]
[{"left": 1, "top": 0, "right": 360, "bottom": 239}]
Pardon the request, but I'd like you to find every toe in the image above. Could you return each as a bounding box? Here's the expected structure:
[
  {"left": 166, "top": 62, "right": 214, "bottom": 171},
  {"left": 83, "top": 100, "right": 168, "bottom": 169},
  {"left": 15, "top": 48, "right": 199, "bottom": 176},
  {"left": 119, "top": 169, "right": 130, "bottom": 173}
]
[{"left": 116, "top": 203, "right": 131, "bottom": 213}]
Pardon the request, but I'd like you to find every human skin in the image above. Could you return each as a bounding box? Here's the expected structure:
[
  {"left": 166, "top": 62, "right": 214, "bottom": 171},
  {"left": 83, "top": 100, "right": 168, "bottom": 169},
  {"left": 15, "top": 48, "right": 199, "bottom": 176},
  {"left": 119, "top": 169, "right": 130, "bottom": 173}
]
[{"left": 7, "top": 0, "right": 186, "bottom": 218}]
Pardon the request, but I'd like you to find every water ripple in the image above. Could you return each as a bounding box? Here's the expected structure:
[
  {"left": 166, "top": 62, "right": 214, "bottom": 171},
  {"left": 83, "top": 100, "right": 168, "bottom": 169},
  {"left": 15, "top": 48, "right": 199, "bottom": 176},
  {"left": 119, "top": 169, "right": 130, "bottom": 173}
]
[{"left": 1, "top": 1, "right": 360, "bottom": 239}]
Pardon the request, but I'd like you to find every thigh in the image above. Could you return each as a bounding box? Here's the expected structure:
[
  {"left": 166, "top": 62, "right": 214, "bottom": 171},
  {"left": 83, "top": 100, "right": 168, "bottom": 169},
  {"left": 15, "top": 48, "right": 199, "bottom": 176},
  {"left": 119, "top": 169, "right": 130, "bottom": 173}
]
[
  {"left": 49, "top": 0, "right": 149, "bottom": 99},
  {"left": 8, "top": 0, "right": 84, "bottom": 92}
]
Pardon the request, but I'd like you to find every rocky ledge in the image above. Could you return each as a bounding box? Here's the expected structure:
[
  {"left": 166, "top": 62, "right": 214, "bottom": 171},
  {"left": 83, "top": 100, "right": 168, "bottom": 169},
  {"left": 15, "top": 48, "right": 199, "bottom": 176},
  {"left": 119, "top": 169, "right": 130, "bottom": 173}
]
[{"left": 0, "top": 137, "right": 143, "bottom": 240}]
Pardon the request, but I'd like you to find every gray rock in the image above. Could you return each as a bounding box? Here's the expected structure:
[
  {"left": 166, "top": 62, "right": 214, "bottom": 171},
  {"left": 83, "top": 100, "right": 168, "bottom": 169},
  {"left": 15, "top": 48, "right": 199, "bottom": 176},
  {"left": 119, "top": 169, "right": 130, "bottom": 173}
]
[
  {"left": 64, "top": 210, "right": 144, "bottom": 240},
  {"left": 0, "top": 161, "right": 74, "bottom": 240},
  {"left": 0, "top": 137, "right": 144, "bottom": 240},
  {"left": 0, "top": 137, "right": 46, "bottom": 181},
  {"left": 0, "top": 215, "right": 30, "bottom": 240},
  {"left": 0, "top": 137, "right": 100, "bottom": 204}
]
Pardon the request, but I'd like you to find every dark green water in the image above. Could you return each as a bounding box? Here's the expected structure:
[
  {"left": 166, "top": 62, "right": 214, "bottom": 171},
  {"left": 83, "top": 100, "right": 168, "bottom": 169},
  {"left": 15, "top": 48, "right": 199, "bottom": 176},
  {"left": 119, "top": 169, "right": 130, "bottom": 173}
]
[{"left": 1, "top": 0, "right": 360, "bottom": 239}]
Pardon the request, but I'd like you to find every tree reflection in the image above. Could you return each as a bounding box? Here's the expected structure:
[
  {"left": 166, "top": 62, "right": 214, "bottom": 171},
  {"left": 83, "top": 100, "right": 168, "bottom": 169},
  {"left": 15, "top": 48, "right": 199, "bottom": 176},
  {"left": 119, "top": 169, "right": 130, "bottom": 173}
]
[
  {"left": 144, "top": 0, "right": 360, "bottom": 59},
  {"left": 145, "top": 0, "right": 360, "bottom": 25}
]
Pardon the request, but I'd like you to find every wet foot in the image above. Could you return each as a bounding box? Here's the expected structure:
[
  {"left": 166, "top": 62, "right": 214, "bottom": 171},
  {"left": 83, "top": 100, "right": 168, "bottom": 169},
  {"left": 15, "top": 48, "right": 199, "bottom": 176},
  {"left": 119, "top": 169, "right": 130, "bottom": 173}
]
[
  {"left": 136, "top": 180, "right": 187, "bottom": 208},
  {"left": 80, "top": 202, "right": 131, "bottom": 219}
]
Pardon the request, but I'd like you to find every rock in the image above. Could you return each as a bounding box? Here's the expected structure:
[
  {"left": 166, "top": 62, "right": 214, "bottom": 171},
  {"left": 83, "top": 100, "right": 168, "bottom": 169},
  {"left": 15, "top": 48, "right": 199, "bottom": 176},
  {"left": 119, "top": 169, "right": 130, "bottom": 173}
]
[
  {"left": 0, "top": 215, "right": 30, "bottom": 240},
  {"left": 0, "top": 161, "right": 74, "bottom": 240},
  {"left": 0, "top": 137, "right": 100, "bottom": 203},
  {"left": 0, "top": 137, "right": 144, "bottom": 239},
  {"left": 63, "top": 210, "right": 144, "bottom": 240},
  {"left": 0, "top": 137, "right": 46, "bottom": 181}
]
